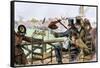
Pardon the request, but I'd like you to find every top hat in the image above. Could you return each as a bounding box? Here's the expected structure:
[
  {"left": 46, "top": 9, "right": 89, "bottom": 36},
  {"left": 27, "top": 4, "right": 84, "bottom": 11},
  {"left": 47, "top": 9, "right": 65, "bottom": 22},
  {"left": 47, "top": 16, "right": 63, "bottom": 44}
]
[
  {"left": 75, "top": 18, "right": 81, "bottom": 25},
  {"left": 68, "top": 18, "right": 74, "bottom": 26}
]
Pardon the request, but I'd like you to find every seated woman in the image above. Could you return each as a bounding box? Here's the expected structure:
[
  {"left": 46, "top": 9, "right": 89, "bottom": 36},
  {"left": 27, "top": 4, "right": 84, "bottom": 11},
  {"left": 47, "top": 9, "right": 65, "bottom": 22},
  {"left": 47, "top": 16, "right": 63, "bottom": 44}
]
[{"left": 71, "top": 32, "right": 89, "bottom": 52}]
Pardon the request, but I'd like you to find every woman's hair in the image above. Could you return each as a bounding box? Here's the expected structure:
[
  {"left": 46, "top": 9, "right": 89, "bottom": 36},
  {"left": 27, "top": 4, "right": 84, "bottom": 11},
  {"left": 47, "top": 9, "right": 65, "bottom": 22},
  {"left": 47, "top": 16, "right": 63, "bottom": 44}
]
[
  {"left": 84, "top": 18, "right": 92, "bottom": 31},
  {"left": 71, "top": 32, "right": 78, "bottom": 39}
]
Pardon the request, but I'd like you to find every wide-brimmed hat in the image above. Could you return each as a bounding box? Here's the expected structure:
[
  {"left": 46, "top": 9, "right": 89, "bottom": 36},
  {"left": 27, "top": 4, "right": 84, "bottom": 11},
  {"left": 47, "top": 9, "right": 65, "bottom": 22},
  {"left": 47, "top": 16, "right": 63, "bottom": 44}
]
[{"left": 17, "top": 25, "right": 26, "bottom": 35}]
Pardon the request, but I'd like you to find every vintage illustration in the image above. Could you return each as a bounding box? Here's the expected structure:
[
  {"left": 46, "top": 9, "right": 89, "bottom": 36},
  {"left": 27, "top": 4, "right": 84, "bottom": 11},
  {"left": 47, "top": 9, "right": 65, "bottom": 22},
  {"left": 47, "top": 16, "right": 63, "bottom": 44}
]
[{"left": 12, "top": 1, "right": 97, "bottom": 66}]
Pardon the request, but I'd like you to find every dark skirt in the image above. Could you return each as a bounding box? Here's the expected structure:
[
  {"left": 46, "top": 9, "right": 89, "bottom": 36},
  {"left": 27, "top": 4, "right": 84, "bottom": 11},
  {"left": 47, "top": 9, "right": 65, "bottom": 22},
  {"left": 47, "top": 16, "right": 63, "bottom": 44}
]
[{"left": 15, "top": 45, "right": 27, "bottom": 65}]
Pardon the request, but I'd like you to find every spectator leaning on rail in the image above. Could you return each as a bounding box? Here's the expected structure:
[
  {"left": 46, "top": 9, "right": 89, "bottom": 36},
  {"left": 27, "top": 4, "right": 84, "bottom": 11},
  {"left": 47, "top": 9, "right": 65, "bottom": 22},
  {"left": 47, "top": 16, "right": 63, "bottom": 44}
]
[{"left": 15, "top": 25, "right": 28, "bottom": 65}]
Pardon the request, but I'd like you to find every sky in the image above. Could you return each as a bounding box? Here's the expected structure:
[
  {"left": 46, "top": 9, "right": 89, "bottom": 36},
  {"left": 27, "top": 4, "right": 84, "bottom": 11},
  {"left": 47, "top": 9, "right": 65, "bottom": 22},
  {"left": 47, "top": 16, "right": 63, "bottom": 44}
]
[{"left": 15, "top": 2, "right": 97, "bottom": 25}]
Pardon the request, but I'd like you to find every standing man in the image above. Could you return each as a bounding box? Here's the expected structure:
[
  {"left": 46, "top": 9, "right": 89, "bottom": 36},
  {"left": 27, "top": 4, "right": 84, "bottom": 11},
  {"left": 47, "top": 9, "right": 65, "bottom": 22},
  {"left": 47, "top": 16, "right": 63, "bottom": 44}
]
[{"left": 75, "top": 17, "right": 86, "bottom": 43}]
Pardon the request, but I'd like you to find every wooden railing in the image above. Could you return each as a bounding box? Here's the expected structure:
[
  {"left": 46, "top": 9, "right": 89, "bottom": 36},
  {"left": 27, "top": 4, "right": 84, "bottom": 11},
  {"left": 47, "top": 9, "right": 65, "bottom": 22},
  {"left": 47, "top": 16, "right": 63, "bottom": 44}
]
[{"left": 21, "top": 38, "right": 64, "bottom": 65}]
